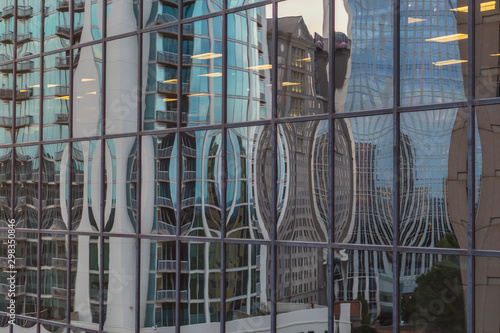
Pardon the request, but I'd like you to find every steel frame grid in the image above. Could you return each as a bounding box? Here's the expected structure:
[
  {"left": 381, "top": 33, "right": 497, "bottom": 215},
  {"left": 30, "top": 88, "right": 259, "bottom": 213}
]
[{"left": 0, "top": 1, "right": 497, "bottom": 333}]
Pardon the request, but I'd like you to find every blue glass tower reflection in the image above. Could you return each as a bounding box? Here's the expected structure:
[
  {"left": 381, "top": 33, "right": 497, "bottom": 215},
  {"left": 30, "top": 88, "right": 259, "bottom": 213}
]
[{"left": 341, "top": 0, "right": 467, "bottom": 320}]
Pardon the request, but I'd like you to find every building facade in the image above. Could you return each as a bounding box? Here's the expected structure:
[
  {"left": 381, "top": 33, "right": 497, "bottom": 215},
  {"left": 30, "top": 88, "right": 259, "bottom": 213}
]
[{"left": 0, "top": 0, "right": 499, "bottom": 332}]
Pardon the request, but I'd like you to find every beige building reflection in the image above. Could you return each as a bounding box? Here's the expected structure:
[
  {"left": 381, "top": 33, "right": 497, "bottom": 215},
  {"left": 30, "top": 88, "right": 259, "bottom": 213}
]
[{"left": 448, "top": 1, "right": 500, "bottom": 333}]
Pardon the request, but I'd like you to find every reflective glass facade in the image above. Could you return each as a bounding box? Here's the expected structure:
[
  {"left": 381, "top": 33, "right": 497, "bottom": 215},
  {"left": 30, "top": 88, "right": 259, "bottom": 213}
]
[{"left": 0, "top": 0, "right": 499, "bottom": 332}]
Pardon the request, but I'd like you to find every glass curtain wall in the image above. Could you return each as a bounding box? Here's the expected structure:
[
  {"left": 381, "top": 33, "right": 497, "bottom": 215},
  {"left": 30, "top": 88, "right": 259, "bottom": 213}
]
[{"left": 0, "top": 0, "right": 498, "bottom": 332}]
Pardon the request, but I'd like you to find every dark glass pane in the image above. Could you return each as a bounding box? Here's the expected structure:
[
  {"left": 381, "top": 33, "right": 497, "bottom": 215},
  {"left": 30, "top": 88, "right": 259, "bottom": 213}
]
[
  {"left": 141, "top": 134, "right": 179, "bottom": 236},
  {"left": 181, "top": 130, "right": 222, "bottom": 237},
  {"left": 336, "top": 115, "right": 393, "bottom": 245},
  {"left": 180, "top": 241, "right": 221, "bottom": 329},
  {"left": 401, "top": 110, "right": 466, "bottom": 249},
  {"left": 15, "top": 59, "right": 40, "bottom": 144},
  {"left": 401, "top": 254, "right": 467, "bottom": 333},
  {"left": 15, "top": 146, "right": 39, "bottom": 229},
  {"left": 335, "top": 250, "right": 393, "bottom": 331},
  {"left": 226, "top": 125, "right": 269, "bottom": 240}
]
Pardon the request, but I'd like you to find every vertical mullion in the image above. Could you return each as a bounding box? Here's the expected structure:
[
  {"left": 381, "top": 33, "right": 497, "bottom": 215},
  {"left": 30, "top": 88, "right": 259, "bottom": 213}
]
[
  {"left": 175, "top": 1, "right": 183, "bottom": 332},
  {"left": 220, "top": 0, "right": 228, "bottom": 332},
  {"left": 136, "top": 0, "right": 144, "bottom": 331},
  {"left": 99, "top": 0, "right": 108, "bottom": 330},
  {"left": 328, "top": 0, "right": 336, "bottom": 331},
  {"left": 36, "top": 0, "right": 45, "bottom": 333},
  {"left": 392, "top": 0, "right": 401, "bottom": 331},
  {"left": 270, "top": 1, "right": 278, "bottom": 333},
  {"left": 36, "top": 0, "right": 44, "bottom": 330},
  {"left": 466, "top": 0, "right": 476, "bottom": 332},
  {"left": 66, "top": 0, "right": 75, "bottom": 329}
]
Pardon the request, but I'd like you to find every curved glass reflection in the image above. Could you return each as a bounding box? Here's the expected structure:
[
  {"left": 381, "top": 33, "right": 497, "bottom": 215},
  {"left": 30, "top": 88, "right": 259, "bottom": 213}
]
[{"left": 0, "top": 0, "right": 497, "bottom": 331}]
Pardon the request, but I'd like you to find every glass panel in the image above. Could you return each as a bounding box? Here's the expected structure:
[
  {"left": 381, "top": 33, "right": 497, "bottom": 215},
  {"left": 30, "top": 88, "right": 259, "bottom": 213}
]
[
  {"left": 336, "top": 115, "right": 393, "bottom": 245},
  {"left": 106, "top": 37, "right": 139, "bottom": 135},
  {"left": 251, "top": 125, "right": 272, "bottom": 238},
  {"left": 40, "top": 232, "right": 69, "bottom": 323},
  {"left": 104, "top": 237, "right": 139, "bottom": 328},
  {"left": 228, "top": 0, "right": 268, "bottom": 9},
  {"left": 45, "top": 0, "right": 87, "bottom": 48},
  {"left": 331, "top": 119, "right": 354, "bottom": 244},
  {"left": 277, "top": 0, "right": 329, "bottom": 117},
  {"left": 44, "top": 0, "right": 70, "bottom": 52},
  {"left": 103, "top": 138, "right": 138, "bottom": 234},
  {"left": 475, "top": 256, "right": 500, "bottom": 333},
  {"left": 225, "top": 243, "right": 267, "bottom": 330},
  {"left": 0, "top": 147, "right": 12, "bottom": 226},
  {"left": 227, "top": 6, "right": 271, "bottom": 123},
  {"left": 107, "top": 0, "right": 139, "bottom": 37},
  {"left": 43, "top": 53, "right": 71, "bottom": 141},
  {"left": 143, "top": 30, "right": 180, "bottom": 131},
  {"left": 335, "top": 250, "right": 393, "bottom": 331},
  {"left": 180, "top": 241, "right": 222, "bottom": 329},
  {"left": 400, "top": 110, "right": 466, "bottom": 249},
  {"left": 16, "top": 2, "right": 42, "bottom": 58},
  {"left": 0, "top": 232, "right": 38, "bottom": 322},
  {"left": 141, "top": 134, "right": 179, "bottom": 236},
  {"left": 0, "top": 48, "right": 14, "bottom": 144},
  {"left": 183, "top": 17, "right": 223, "bottom": 126},
  {"left": 476, "top": 0, "right": 500, "bottom": 98},
  {"left": 401, "top": 254, "right": 467, "bottom": 333},
  {"left": 15, "top": 146, "right": 39, "bottom": 229},
  {"left": 400, "top": 0, "right": 467, "bottom": 106},
  {"left": 75, "top": 0, "right": 96, "bottom": 46},
  {"left": 336, "top": 0, "right": 393, "bottom": 113},
  {"left": 63, "top": 140, "right": 100, "bottom": 234},
  {"left": 274, "top": 246, "right": 328, "bottom": 332},
  {"left": 42, "top": 143, "right": 67, "bottom": 231},
  {"left": 274, "top": 121, "right": 328, "bottom": 243},
  {"left": 183, "top": 0, "right": 222, "bottom": 19},
  {"left": 144, "top": 0, "right": 179, "bottom": 29},
  {"left": 147, "top": 238, "right": 177, "bottom": 328},
  {"left": 71, "top": 235, "right": 103, "bottom": 328},
  {"left": 73, "top": 44, "right": 102, "bottom": 138},
  {"left": 226, "top": 125, "right": 269, "bottom": 239},
  {"left": 15, "top": 58, "right": 40, "bottom": 144},
  {"left": 181, "top": 130, "right": 222, "bottom": 237},
  {"left": 475, "top": 106, "right": 500, "bottom": 251}
]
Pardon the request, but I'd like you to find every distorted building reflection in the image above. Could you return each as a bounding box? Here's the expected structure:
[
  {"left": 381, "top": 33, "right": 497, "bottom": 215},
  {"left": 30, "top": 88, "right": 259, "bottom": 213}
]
[
  {"left": 448, "top": 1, "right": 500, "bottom": 332},
  {"left": 1, "top": 0, "right": 498, "bottom": 332}
]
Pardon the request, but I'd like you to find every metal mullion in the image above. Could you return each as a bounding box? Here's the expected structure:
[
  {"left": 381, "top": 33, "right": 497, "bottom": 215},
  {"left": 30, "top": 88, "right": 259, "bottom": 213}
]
[
  {"left": 175, "top": 1, "right": 183, "bottom": 332},
  {"left": 10, "top": 2, "right": 22, "bottom": 332},
  {"left": 397, "top": 246, "right": 468, "bottom": 256},
  {"left": 471, "top": 249, "right": 500, "bottom": 258},
  {"left": 10, "top": 0, "right": 18, "bottom": 228},
  {"left": 99, "top": 0, "right": 108, "bottom": 330},
  {"left": 398, "top": 100, "right": 469, "bottom": 113},
  {"left": 472, "top": 97, "right": 500, "bottom": 106},
  {"left": 65, "top": 0, "right": 76, "bottom": 329},
  {"left": 466, "top": 0, "right": 476, "bottom": 332},
  {"left": 36, "top": 0, "right": 45, "bottom": 329},
  {"left": 392, "top": 0, "right": 401, "bottom": 331},
  {"left": 136, "top": 0, "right": 145, "bottom": 331},
  {"left": 270, "top": 1, "right": 278, "bottom": 332},
  {"left": 220, "top": 0, "right": 228, "bottom": 332},
  {"left": 328, "top": 0, "right": 336, "bottom": 330}
]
